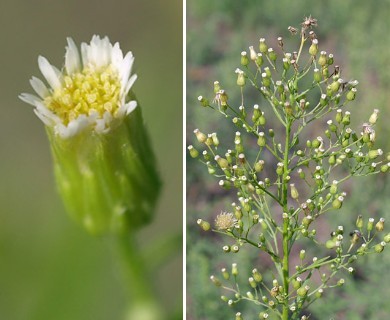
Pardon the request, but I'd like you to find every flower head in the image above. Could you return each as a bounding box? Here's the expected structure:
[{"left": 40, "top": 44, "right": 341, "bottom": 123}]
[
  {"left": 215, "top": 211, "right": 237, "bottom": 230},
  {"left": 20, "top": 35, "right": 137, "bottom": 138},
  {"left": 19, "top": 36, "right": 160, "bottom": 234}
]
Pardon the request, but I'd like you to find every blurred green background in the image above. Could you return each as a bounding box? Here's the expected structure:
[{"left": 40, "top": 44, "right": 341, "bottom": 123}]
[
  {"left": 187, "top": 1, "right": 390, "bottom": 319},
  {"left": 0, "top": 0, "right": 182, "bottom": 319}
]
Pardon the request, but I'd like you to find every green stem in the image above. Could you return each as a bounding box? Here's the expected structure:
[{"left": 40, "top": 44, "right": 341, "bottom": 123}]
[
  {"left": 116, "top": 233, "right": 163, "bottom": 320},
  {"left": 282, "top": 118, "right": 292, "bottom": 320}
]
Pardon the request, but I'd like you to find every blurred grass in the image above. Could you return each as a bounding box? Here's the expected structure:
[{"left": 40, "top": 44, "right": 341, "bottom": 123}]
[
  {"left": 187, "top": 1, "right": 390, "bottom": 319},
  {"left": 0, "top": 0, "right": 182, "bottom": 319}
]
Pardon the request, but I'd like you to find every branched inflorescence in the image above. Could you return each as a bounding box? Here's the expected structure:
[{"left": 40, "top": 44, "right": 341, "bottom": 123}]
[{"left": 189, "top": 17, "right": 389, "bottom": 320}]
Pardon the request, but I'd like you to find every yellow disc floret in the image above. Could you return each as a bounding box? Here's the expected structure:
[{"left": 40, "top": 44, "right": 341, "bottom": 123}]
[{"left": 44, "top": 65, "right": 121, "bottom": 125}]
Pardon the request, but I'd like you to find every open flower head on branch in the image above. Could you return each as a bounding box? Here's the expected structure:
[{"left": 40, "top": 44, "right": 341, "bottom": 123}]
[
  {"left": 215, "top": 211, "right": 237, "bottom": 230},
  {"left": 20, "top": 36, "right": 160, "bottom": 234},
  {"left": 20, "top": 35, "right": 137, "bottom": 138}
]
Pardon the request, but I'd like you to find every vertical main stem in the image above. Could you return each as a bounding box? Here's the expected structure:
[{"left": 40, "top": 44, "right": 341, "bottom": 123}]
[{"left": 282, "top": 119, "right": 292, "bottom": 320}]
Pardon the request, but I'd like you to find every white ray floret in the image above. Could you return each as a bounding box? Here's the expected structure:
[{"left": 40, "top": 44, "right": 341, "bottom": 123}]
[{"left": 19, "top": 35, "right": 138, "bottom": 138}]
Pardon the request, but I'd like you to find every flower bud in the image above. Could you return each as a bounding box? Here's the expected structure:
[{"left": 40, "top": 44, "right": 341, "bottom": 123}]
[
  {"left": 326, "top": 240, "right": 336, "bottom": 249},
  {"left": 297, "top": 285, "right": 309, "bottom": 297},
  {"left": 194, "top": 128, "right": 207, "bottom": 143},
  {"left": 222, "top": 245, "right": 231, "bottom": 253},
  {"left": 257, "top": 132, "right": 266, "bottom": 147},
  {"left": 259, "top": 38, "right": 268, "bottom": 54},
  {"left": 309, "top": 39, "right": 318, "bottom": 56},
  {"left": 356, "top": 215, "right": 364, "bottom": 229},
  {"left": 290, "top": 184, "right": 299, "bottom": 199},
  {"left": 256, "top": 53, "right": 263, "bottom": 67},
  {"left": 232, "top": 263, "right": 238, "bottom": 276},
  {"left": 268, "top": 48, "right": 277, "bottom": 61},
  {"left": 252, "top": 104, "right": 261, "bottom": 120},
  {"left": 236, "top": 70, "right": 246, "bottom": 87},
  {"left": 231, "top": 245, "right": 240, "bottom": 253},
  {"left": 330, "top": 180, "right": 338, "bottom": 194},
  {"left": 299, "top": 249, "right": 306, "bottom": 260},
  {"left": 341, "top": 111, "right": 351, "bottom": 125},
  {"left": 210, "top": 275, "right": 222, "bottom": 287},
  {"left": 197, "top": 219, "right": 210, "bottom": 231},
  {"left": 327, "top": 53, "right": 334, "bottom": 65},
  {"left": 332, "top": 196, "right": 344, "bottom": 209},
  {"left": 329, "top": 153, "right": 336, "bottom": 165},
  {"left": 252, "top": 268, "right": 263, "bottom": 282},
  {"left": 198, "top": 95, "right": 209, "bottom": 107},
  {"left": 380, "top": 163, "right": 390, "bottom": 173},
  {"left": 261, "top": 72, "right": 271, "bottom": 87},
  {"left": 369, "top": 109, "right": 379, "bottom": 125},
  {"left": 384, "top": 233, "right": 390, "bottom": 243},
  {"left": 255, "top": 160, "right": 265, "bottom": 172},
  {"left": 318, "top": 51, "right": 327, "bottom": 66},
  {"left": 313, "top": 68, "right": 321, "bottom": 82},
  {"left": 188, "top": 145, "right": 199, "bottom": 158},
  {"left": 221, "top": 268, "right": 230, "bottom": 280},
  {"left": 249, "top": 46, "right": 257, "bottom": 61},
  {"left": 292, "top": 277, "right": 302, "bottom": 289},
  {"left": 335, "top": 109, "right": 343, "bottom": 123},
  {"left": 241, "top": 51, "right": 249, "bottom": 66},
  {"left": 249, "top": 277, "right": 257, "bottom": 288},
  {"left": 315, "top": 288, "right": 324, "bottom": 299},
  {"left": 337, "top": 279, "right": 345, "bottom": 286},
  {"left": 276, "top": 162, "right": 284, "bottom": 175},
  {"left": 215, "top": 155, "right": 229, "bottom": 169},
  {"left": 376, "top": 218, "right": 385, "bottom": 232},
  {"left": 367, "top": 218, "right": 375, "bottom": 231},
  {"left": 346, "top": 88, "right": 357, "bottom": 101},
  {"left": 368, "top": 149, "right": 383, "bottom": 160},
  {"left": 375, "top": 241, "right": 386, "bottom": 253}
]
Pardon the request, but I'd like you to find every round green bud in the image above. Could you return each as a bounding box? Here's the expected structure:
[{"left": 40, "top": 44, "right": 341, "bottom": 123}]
[
  {"left": 210, "top": 275, "right": 222, "bottom": 287},
  {"left": 268, "top": 48, "right": 277, "bottom": 61},
  {"left": 197, "top": 95, "right": 209, "bottom": 107},
  {"left": 290, "top": 183, "right": 299, "bottom": 199},
  {"left": 188, "top": 145, "right": 199, "bottom": 158},
  {"left": 259, "top": 38, "right": 268, "bottom": 54},
  {"left": 346, "top": 88, "right": 357, "bottom": 101},
  {"left": 256, "top": 53, "right": 263, "bottom": 67},
  {"left": 367, "top": 218, "right": 374, "bottom": 231},
  {"left": 236, "top": 70, "right": 246, "bottom": 87},
  {"left": 249, "top": 277, "right": 257, "bottom": 288},
  {"left": 356, "top": 215, "right": 364, "bottom": 229},
  {"left": 257, "top": 132, "right": 266, "bottom": 147},
  {"left": 332, "top": 196, "right": 344, "bottom": 209},
  {"left": 221, "top": 268, "right": 230, "bottom": 280},
  {"left": 232, "top": 263, "right": 238, "bottom": 276},
  {"left": 376, "top": 218, "right": 385, "bottom": 232},
  {"left": 375, "top": 242, "right": 386, "bottom": 253},
  {"left": 369, "top": 109, "right": 379, "bottom": 125},
  {"left": 194, "top": 128, "right": 207, "bottom": 143},
  {"left": 309, "top": 39, "right": 318, "bottom": 56},
  {"left": 252, "top": 268, "right": 263, "bottom": 282},
  {"left": 240, "top": 51, "right": 249, "bottom": 66},
  {"left": 297, "top": 285, "right": 309, "bottom": 297},
  {"left": 197, "top": 219, "right": 210, "bottom": 231},
  {"left": 326, "top": 240, "right": 336, "bottom": 249},
  {"left": 255, "top": 160, "right": 265, "bottom": 172}
]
